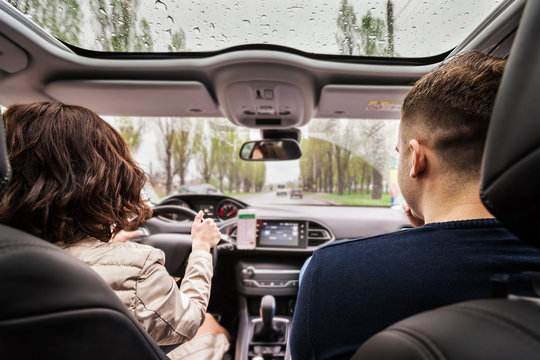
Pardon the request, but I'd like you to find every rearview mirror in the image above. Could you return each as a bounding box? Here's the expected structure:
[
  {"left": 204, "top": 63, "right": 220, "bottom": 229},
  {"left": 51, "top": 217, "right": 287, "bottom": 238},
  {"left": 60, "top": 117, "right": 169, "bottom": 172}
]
[{"left": 239, "top": 140, "right": 302, "bottom": 161}]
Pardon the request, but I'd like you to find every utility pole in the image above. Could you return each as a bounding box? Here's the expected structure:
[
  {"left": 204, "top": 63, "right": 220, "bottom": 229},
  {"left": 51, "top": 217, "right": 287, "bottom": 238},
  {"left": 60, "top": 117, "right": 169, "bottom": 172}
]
[{"left": 387, "top": 0, "right": 395, "bottom": 56}]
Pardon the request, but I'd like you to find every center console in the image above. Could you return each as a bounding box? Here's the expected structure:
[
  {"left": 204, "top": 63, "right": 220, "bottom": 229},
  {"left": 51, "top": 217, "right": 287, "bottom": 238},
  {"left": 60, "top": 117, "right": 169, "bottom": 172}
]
[
  {"left": 235, "top": 262, "right": 301, "bottom": 360},
  {"left": 230, "top": 219, "right": 333, "bottom": 359}
]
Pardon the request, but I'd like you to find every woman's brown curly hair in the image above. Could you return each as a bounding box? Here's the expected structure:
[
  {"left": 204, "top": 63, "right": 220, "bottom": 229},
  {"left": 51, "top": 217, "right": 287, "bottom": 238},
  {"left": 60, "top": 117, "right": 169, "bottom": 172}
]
[{"left": 0, "top": 102, "right": 152, "bottom": 244}]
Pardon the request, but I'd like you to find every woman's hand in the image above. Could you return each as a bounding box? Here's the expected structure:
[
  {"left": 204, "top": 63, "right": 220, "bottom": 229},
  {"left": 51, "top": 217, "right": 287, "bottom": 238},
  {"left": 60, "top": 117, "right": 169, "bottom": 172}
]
[{"left": 191, "top": 210, "right": 221, "bottom": 252}]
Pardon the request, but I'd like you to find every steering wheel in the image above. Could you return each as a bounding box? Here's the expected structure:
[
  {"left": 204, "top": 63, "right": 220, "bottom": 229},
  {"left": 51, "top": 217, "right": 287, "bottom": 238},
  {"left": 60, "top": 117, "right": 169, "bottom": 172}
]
[
  {"left": 151, "top": 204, "right": 198, "bottom": 221},
  {"left": 134, "top": 205, "right": 219, "bottom": 278}
]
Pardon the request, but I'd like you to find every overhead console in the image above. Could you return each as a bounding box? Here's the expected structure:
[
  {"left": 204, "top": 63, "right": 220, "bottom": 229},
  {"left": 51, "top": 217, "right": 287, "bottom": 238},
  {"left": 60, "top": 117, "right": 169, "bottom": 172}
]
[
  {"left": 215, "top": 63, "right": 315, "bottom": 129},
  {"left": 224, "top": 81, "right": 305, "bottom": 128}
]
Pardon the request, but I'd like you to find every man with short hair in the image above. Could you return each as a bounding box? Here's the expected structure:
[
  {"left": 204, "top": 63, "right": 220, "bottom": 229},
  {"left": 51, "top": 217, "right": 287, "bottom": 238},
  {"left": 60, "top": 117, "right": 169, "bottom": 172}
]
[{"left": 289, "top": 51, "right": 540, "bottom": 360}]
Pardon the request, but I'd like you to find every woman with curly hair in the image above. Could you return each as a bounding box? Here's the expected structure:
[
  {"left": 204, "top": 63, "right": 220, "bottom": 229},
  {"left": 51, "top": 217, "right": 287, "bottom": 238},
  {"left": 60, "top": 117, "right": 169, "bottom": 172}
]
[{"left": 0, "top": 102, "right": 229, "bottom": 359}]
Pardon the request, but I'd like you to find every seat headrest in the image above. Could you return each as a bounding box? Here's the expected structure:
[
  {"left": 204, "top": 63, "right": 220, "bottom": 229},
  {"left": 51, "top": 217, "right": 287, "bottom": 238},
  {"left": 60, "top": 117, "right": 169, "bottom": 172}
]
[
  {"left": 480, "top": 0, "right": 540, "bottom": 244},
  {"left": 0, "top": 112, "right": 11, "bottom": 194}
]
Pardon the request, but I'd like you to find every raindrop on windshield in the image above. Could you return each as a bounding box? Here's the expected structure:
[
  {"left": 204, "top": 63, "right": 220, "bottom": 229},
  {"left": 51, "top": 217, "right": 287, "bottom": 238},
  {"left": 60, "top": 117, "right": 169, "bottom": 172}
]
[
  {"left": 210, "top": 23, "right": 215, "bottom": 30},
  {"left": 98, "top": 7, "right": 106, "bottom": 15},
  {"left": 242, "top": 20, "right": 251, "bottom": 26},
  {"left": 155, "top": 0, "right": 168, "bottom": 11},
  {"left": 193, "top": 26, "right": 201, "bottom": 33},
  {"left": 167, "top": 15, "right": 174, "bottom": 24},
  {"left": 287, "top": 5, "right": 304, "bottom": 11}
]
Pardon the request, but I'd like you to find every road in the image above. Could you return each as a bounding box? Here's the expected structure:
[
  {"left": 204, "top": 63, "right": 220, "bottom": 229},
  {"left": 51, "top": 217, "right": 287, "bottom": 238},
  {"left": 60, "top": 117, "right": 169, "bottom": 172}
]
[{"left": 234, "top": 192, "right": 334, "bottom": 206}]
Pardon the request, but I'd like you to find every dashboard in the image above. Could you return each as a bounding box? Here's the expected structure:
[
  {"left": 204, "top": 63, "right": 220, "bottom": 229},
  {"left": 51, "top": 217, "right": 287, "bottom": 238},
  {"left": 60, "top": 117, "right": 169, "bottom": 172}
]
[
  {"left": 158, "top": 194, "right": 249, "bottom": 221},
  {"left": 145, "top": 193, "right": 411, "bottom": 250}
]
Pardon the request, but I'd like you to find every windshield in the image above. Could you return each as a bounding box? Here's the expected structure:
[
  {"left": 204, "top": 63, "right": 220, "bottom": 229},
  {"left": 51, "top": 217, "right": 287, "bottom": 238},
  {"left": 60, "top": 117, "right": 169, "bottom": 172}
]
[
  {"left": 9, "top": 0, "right": 503, "bottom": 57},
  {"left": 105, "top": 117, "right": 400, "bottom": 207}
]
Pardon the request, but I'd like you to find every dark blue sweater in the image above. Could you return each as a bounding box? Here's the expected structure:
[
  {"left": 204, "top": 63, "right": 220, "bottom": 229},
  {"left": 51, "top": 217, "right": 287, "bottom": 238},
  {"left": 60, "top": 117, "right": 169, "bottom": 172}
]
[{"left": 289, "top": 219, "right": 540, "bottom": 360}]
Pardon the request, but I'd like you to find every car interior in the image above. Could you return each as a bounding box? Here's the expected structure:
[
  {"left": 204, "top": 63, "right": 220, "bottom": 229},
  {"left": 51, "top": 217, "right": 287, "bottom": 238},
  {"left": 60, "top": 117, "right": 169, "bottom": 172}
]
[{"left": 0, "top": 0, "right": 539, "bottom": 359}]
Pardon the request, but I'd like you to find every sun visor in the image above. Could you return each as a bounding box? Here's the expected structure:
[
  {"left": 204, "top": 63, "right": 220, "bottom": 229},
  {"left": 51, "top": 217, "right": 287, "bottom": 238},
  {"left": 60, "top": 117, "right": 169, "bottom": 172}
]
[
  {"left": 44, "top": 80, "right": 219, "bottom": 117},
  {"left": 316, "top": 85, "right": 410, "bottom": 119},
  {"left": 0, "top": 34, "right": 28, "bottom": 73}
]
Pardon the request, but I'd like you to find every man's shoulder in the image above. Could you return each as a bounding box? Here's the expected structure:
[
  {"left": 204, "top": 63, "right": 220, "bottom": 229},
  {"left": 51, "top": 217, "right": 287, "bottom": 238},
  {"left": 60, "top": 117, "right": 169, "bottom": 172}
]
[
  {"left": 313, "top": 219, "right": 516, "bottom": 257},
  {"left": 314, "top": 226, "right": 425, "bottom": 255}
]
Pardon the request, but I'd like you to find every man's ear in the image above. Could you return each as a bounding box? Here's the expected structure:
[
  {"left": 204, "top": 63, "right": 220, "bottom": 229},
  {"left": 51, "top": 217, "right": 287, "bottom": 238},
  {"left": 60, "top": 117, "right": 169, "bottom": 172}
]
[{"left": 409, "top": 139, "right": 426, "bottom": 179}]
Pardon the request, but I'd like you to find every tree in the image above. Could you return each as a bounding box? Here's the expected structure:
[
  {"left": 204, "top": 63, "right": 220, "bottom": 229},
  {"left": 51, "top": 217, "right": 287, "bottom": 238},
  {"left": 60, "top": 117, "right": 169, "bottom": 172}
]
[
  {"left": 168, "top": 30, "right": 186, "bottom": 52},
  {"left": 172, "top": 119, "right": 194, "bottom": 186},
  {"left": 193, "top": 121, "right": 214, "bottom": 184},
  {"left": 208, "top": 120, "right": 234, "bottom": 192},
  {"left": 226, "top": 132, "right": 242, "bottom": 193},
  {"left": 335, "top": 144, "right": 352, "bottom": 195},
  {"left": 335, "top": 0, "right": 387, "bottom": 57},
  {"left": 110, "top": 117, "right": 144, "bottom": 152},
  {"left": 362, "top": 121, "right": 386, "bottom": 199},
  {"left": 252, "top": 162, "right": 266, "bottom": 192},
  {"left": 359, "top": 11, "right": 387, "bottom": 56},
  {"left": 155, "top": 118, "right": 177, "bottom": 194},
  {"left": 386, "top": 0, "right": 395, "bottom": 56},
  {"left": 133, "top": 18, "right": 154, "bottom": 52},
  {"left": 91, "top": 0, "right": 139, "bottom": 51},
  {"left": 8, "top": 0, "right": 82, "bottom": 46},
  {"left": 335, "top": 0, "right": 361, "bottom": 56}
]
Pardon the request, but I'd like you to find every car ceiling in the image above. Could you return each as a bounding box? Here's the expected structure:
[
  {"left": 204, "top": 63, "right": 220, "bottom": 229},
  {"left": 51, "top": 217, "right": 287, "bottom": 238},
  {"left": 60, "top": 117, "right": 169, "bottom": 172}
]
[{"left": 0, "top": 0, "right": 524, "bottom": 129}]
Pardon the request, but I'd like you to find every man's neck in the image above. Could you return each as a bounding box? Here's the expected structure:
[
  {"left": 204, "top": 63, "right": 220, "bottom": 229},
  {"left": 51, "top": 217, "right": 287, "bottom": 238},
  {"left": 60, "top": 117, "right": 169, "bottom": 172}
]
[{"left": 422, "top": 182, "right": 494, "bottom": 224}]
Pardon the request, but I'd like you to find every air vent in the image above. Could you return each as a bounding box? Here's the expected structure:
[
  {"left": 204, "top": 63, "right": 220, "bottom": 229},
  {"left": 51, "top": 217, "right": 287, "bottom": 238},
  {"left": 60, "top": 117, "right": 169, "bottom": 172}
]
[{"left": 307, "top": 221, "right": 333, "bottom": 247}]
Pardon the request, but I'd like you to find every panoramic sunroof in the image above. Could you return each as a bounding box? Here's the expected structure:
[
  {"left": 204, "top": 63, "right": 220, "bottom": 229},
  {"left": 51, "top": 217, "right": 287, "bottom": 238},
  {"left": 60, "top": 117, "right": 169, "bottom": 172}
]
[{"left": 8, "top": 0, "right": 504, "bottom": 57}]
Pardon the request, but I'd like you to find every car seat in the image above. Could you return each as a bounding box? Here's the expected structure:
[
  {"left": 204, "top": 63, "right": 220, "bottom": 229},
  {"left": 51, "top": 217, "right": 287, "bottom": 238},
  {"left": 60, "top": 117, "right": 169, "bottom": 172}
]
[
  {"left": 352, "top": 0, "right": 540, "bottom": 359},
  {"left": 0, "top": 121, "right": 168, "bottom": 358}
]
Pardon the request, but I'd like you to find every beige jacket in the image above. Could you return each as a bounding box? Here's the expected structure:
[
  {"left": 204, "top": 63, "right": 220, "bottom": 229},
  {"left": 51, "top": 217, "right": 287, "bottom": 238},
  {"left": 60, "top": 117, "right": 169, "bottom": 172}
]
[{"left": 57, "top": 237, "right": 213, "bottom": 345}]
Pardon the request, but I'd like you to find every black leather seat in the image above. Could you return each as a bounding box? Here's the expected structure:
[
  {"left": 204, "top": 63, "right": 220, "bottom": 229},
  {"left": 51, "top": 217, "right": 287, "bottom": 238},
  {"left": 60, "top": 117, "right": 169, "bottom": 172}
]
[
  {"left": 0, "top": 225, "right": 169, "bottom": 359},
  {"left": 352, "top": 0, "right": 540, "bottom": 359},
  {"left": 0, "top": 125, "right": 167, "bottom": 358}
]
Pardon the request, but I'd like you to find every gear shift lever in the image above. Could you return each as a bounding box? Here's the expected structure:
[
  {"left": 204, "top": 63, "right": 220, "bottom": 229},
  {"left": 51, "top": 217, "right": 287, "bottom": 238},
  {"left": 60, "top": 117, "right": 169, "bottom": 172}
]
[
  {"left": 253, "top": 295, "right": 285, "bottom": 342},
  {"left": 260, "top": 295, "right": 275, "bottom": 330}
]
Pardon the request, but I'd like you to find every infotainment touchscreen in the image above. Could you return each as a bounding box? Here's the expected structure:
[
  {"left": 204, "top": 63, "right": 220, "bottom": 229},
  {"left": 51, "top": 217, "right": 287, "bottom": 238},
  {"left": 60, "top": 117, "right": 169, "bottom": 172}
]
[{"left": 259, "top": 221, "right": 300, "bottom": 247}]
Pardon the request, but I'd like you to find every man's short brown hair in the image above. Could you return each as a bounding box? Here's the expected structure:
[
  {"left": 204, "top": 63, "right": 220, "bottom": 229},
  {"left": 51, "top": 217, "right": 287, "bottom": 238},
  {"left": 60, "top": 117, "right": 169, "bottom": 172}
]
[
  {"left": 0, "top": 102, "right": 152, "bottom": 244},
  {"left": 402, "top": 51, "right": 506, "bottom": 178}
]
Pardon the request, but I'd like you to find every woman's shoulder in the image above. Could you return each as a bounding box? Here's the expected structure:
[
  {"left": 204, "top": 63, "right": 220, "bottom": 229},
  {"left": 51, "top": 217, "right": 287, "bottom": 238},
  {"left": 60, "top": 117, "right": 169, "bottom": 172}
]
[{"left": 58, "top": 237, "right": 165, "bottom": 269}]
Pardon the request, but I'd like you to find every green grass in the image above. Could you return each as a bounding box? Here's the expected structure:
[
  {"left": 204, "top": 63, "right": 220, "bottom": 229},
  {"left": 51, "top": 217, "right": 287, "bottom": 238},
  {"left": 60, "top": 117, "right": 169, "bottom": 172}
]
[{"left": 316, "top": 191, "right": 392, "bottom": 206}]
